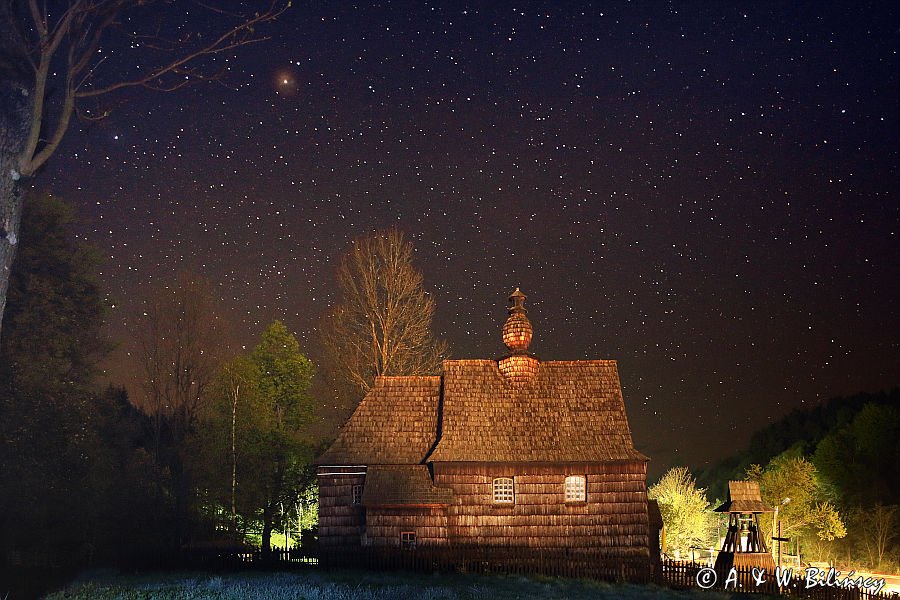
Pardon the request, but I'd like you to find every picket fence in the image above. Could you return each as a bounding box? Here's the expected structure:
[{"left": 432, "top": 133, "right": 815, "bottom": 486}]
[{"left": 177, "top": 546, "right": 317, "bottom": 569}]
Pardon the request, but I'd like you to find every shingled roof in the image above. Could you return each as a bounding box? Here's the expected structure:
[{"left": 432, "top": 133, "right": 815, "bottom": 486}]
[
  {"left": 315, "top": 376, "right": 441, "bottom": 465},
  {"left": 317, "top": 289, "right": 646, "bottom": 467},
  {"left": 362, "top": 465, "right": 454, "bottom": 506},
  {"left": 714, "top": 481, "right": 773, "bottom": 513},
  {"left": 426, "top": 359, "right": 647, "bottom": 463}
]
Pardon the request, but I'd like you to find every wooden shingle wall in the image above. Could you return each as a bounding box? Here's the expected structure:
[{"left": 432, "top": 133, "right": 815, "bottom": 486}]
[
  {"left": 434, "top": 461, "right": 649, "bottom": 558},
  {"left": 365, "top": 507, "right": 450, "bottom": 547},
  {"left": 318, "top": 469, "right": 366, "bottom": 547},
  {"left": 362, "top": 465, "right": 454, "bottom": 506}
]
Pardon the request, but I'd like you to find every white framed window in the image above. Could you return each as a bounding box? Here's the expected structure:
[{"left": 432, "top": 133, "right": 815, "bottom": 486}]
[
  {"left": 352, "top": 484, "right": 363, "bottom": 505},
  {"left": 400, "top": 531, "right": 416, "bottom": 549},
  {"left": 565, "top": 475, "right": 587, "bottom": 502},
  {"left": 493, "top": 477, "right": 515, "bottom": 504}
]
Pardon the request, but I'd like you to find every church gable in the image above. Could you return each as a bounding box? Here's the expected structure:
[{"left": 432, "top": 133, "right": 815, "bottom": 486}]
[{"left": 318, "top": 289, "right": 646, "bottom": 467}]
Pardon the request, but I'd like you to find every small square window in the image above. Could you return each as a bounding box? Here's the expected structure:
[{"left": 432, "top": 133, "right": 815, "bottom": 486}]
[
  {"left": 352, "top": 484, "right": 363, "bottom": 505},
  {"left": 565, "top": 475, "right": 587, "bottom": 502},
  {"left": 493, "top": 477, "right": 515, "bottom": 504},
  {"left": 400, "top": 531, "right": 416, "bottom": 549}
]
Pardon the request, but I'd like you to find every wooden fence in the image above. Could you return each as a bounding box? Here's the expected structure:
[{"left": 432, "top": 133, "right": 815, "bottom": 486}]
[
  {"left": 318, "top": 545, "right": 651, "bottom": 582},
  {"left": 176, "top": 547, "right": 317, "bottom": 570},
  {"left": 178, "top": 544, "right": 648, "bottom": 581}
]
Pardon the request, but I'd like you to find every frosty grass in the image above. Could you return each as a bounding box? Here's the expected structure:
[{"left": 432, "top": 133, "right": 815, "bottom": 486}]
[{"left": 46, "top": 569, "right": 747, "bottom": 600}]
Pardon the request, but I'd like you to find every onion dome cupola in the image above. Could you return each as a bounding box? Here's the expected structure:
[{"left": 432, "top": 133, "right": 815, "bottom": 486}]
[
  {"left": 498, "top": 288, "right": 539, "bottom": 386},
  {"left": 502, "top": 287, "right": 533, "bottom": 353}
]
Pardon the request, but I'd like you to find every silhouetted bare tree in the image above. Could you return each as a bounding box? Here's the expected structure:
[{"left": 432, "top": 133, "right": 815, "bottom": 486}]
[
  {"left": 135, "top": 271, "right": 232, "bottom": 544},
  {"left": 136, "top": 272, "right": 229, "bottom": 457}
]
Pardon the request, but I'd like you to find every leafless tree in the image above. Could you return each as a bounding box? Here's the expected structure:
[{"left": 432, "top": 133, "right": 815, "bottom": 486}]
[
  {"left": 136, "top": 272, "right": 229, "bottom": 456},
  {"left": 0, "top": 0, "right": 288, "bottom": 341},
  {"left": 217, "top": 356, "right": 253, "bottom": 523},
  {"left": 857, "top": 504, "right": 898, "bottom": 570},
  {"left": 321, "top": 228, "right": 449, "bottom": 395}
]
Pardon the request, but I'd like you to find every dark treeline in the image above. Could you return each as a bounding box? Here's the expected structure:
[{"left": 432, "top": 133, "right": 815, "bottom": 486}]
[
  {"left": 0, "top": 197, "right": 179, "bottom": 597},
  {"left": 0, "top": 197, "right": 322, "bottom": 600},
  {"left": 698, "top": 389, "right": 900, "bottom": 503}
]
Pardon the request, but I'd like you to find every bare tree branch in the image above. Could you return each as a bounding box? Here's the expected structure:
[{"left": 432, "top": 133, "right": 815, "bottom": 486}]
[
  {"left": 15, "top": 0, "right": 286, "bottom": 172},
  {"left": 321, "top": 229, "right": 449, "bottom": 395},
  {"left": 26, "top": 0, "right": 47, "bottom": 41},
  {"left": 136, "top": 272, "right": 231, "bottom": 450},
  {"left": 76, "top": 2, "right": 285, "bottom": 98},
  {"left": 0, "top": 0, "right": 289, "bottom": 342}
]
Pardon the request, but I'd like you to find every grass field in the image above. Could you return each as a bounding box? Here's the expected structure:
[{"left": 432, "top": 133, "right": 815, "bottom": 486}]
[{"left": 44, "top": 568, "right": 746, "bottom": 600}]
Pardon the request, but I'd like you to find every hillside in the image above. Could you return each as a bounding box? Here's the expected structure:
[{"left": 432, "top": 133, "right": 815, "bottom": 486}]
[{"left": 696, "top": 388, "right": 900, "bottom": 501}]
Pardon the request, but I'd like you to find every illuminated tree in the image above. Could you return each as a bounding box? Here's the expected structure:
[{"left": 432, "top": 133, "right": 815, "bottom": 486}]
[
  {"left": 648, "top": 466, "right": 717, "bottom": 556},
  {"left": 0, "top": 0, "right": 288, "bottom": 341},
  {"left": 320, "top": 228, "right": 449, "bottom": 395},
  {"left": 746, "top": 453, "right": 846, "bottom": 547},
  {"left": 199, "top": 321, "right": 316, "bottom": 554}
]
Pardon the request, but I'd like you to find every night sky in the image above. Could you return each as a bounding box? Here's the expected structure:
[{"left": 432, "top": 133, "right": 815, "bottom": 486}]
[{"left": 36, "top": 1, "right": 899, "bottom": 479}]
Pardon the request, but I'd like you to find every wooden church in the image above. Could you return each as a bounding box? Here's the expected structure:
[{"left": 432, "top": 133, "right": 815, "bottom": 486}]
[{"left": 316, "top": 289, "right": 652, "bottom": 571}]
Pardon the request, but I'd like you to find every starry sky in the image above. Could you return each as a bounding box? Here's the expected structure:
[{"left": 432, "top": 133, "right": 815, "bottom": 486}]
[{"left": 36, "top": 1, "right": 899, "bottom": 479}]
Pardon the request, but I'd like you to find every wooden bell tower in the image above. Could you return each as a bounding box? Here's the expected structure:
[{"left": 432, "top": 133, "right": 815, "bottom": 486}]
[{"left": 714, "top": 481, "right": 776, "bottom": 572}]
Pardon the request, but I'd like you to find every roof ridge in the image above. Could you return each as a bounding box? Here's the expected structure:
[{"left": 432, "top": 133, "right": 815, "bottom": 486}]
[
  {"left": 441, "top": 358, "right": 618, "bottom": 366},
  {"left": 375, "top": 375, "right": 442, "bottom": 381}
]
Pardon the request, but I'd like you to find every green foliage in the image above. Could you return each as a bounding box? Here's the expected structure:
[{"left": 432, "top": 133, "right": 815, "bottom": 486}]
[
  {"left": 813, "top": 402, "right": 900, "bottom": 508},
  {"left": 850, "top": 504, "right": 898, "bottom": 570},
  {"left": 0, "top": 195, "right": 108, "bottom": 555},
  {"left": 694, "top": 391, "right": 900, "bottom": 569},
  {"left": 747, "top": 453, "right": 846, "bottom": 546},
  {"left": 243, "top": 483, "right": 316, "bottom": 548},
  {"left": 0, "top": 194, "right": 107, "bottom": 392},
  {"left": 813, "top": 502, "right": 847, "bottom": 542},
  {"left": 197, "top": 321, "right": 316, "bottom": 550},
  {"left": 250, "top": 320, "right": 316, "bottom": 433},
  {"left": 296, "top": 482, "right": 319, "bottom": 532},
  {"left": 648, "top": 467, "right": 717, "bottom": 556}
]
